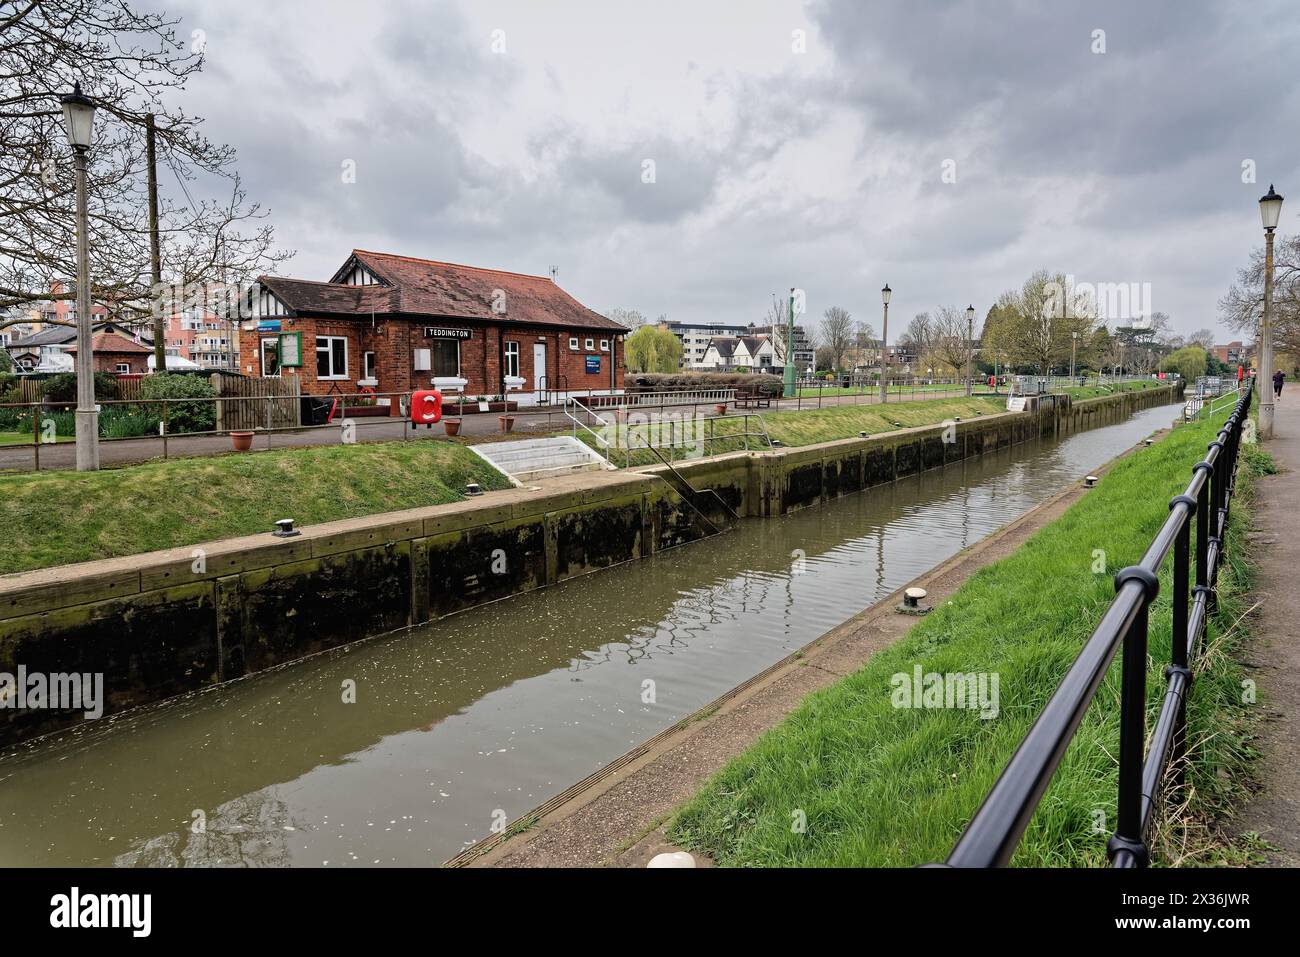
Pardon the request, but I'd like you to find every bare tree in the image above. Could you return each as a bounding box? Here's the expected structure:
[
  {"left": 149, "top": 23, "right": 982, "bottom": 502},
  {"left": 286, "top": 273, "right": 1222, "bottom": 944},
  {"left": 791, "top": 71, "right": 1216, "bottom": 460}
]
[
  {"left": 898, "top": 312, "right": 938, "bottom": 373},
  {"left": 1187, "top": 328, "right": 1217, "bottom": 350},
  {"left": 0, "top": 0, "right": 291, "bottom": 334},
  {"left": 931, "top": 305, "right": 977, "bottom": 375},
  {"left": 819, "top": 305, "right": 853, "bottom": 373},
  {"left": 1220, "top": 233, "right": 1300, "bottom": 359},
  {"left": 605, "top": 307, "right": 649, "bottom": 330}
]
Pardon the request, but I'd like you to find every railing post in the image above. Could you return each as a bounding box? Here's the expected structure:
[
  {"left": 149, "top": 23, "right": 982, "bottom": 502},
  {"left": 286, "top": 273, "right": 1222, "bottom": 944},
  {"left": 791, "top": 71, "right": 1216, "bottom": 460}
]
[
  {"left": 1108, "top": 566, "right": 1158, "bottom": 868},
  {"left": 162, "top": 400, "right": 170, "bottom": 459},
  {"left": 1192, "top": 461, "right": 1213, "bottom": 615},
  {"left": 31, "top": 401, "right": 40, "bottom": 472},
  {"left": 1168, "top": 496, "right": 1195, "bottom": 798}
]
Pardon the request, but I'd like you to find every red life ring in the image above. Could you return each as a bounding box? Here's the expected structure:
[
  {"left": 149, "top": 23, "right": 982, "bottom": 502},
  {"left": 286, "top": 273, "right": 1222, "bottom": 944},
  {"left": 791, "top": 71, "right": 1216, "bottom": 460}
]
[
  {"left": 411, "top": 389, "right": 443, "bottom": 424},
  {"left": 359, "top": 385, "right": 376, "bottom": 397}
]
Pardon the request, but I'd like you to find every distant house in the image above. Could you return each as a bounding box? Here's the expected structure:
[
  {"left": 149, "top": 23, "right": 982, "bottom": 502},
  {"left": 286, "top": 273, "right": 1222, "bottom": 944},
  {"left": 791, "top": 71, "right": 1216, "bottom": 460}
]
[
  {"left": 1213, "top": 341, "right": 1244, "bottom": 366},
  {"left": 661, "top": 321, "right": 750, "bottom": 368},
  {"left": 238, "top": 250, "right": 627, "bottom": 405},
  {"left": 65, "top": 329, "right": 153, "bottom": 375},
  {"left": 5, "top": 325, "right": 78, "bottom": 372},
  {"left": 698, "top": 334, "right": 779, "bottom": 372}
]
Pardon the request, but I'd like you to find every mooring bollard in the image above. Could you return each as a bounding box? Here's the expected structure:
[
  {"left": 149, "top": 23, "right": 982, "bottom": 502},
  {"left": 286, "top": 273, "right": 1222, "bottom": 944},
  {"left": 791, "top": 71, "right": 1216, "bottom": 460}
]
[{"left": 273, "top": 518, "right": 301, "bottom": 537}]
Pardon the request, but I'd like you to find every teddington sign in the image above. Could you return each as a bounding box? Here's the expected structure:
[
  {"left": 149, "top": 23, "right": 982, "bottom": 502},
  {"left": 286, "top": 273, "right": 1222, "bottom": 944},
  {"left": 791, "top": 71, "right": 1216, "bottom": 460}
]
[{"left": 424, "top": 327, "right": 471, "bottom": 340}]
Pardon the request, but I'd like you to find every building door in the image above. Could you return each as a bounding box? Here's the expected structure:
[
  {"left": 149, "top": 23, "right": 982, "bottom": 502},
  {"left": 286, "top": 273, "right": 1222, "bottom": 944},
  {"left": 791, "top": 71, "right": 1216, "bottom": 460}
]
[{"left": 533, "top": 342, "right": 547, "bottom": 390}]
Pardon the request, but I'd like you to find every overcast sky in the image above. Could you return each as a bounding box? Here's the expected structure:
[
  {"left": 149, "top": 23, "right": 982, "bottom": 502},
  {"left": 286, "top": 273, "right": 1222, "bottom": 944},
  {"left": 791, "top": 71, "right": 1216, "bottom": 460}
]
[{"left": 157, "top": 0, "right": 1300, "bottom": 340}]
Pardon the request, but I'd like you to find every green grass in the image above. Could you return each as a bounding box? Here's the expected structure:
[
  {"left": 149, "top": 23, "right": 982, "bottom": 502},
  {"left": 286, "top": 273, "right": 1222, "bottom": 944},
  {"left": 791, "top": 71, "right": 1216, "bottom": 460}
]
[
  {"left": 666, "top": 407, "right": 1266, "bottom": 867},
  {"left": 0, "top": 441, "right": 511, "bottom": 575},
  {"left": 797, "top": 384, "right": 997, "bottom": 398},
  {"left": 571, "top": 395, "right": 1009, "bottom": 467},
  {"left": 1064, "top": 379, "right": 1165, "bottom": 401}
]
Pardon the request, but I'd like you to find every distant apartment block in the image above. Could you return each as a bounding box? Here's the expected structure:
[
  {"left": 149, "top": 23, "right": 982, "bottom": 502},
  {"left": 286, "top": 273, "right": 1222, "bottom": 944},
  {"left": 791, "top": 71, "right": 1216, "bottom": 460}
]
[
  {"left": 662, "top": 320, "right": 814, "bottom": 373},
  {"left": 661, "top": 321, "right": 749, "bottom": 368}
]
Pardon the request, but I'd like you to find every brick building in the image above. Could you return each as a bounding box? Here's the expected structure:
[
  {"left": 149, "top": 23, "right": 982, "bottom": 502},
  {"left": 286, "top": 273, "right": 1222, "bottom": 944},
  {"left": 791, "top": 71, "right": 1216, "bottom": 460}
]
[
  {"left": 65, "top": 329, "right": 152, "bottom": 374},
  {"left": 238, "top": 250, "right": 627, "bottom": 406}
]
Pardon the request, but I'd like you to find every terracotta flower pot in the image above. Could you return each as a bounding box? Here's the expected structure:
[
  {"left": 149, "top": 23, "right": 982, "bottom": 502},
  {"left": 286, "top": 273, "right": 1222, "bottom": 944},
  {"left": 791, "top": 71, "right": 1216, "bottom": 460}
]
[
  {"left": 444, "top": 419, "right": 461, "bottom": 436},
  {"left": 715, "top": 404, "right": 728, "bottom": 415},
  {"left": 231, "top": 430, "right": 254, "bottom": 452},
  {"left": 498, "top": 415, "right": 515, "bottom": 432}
]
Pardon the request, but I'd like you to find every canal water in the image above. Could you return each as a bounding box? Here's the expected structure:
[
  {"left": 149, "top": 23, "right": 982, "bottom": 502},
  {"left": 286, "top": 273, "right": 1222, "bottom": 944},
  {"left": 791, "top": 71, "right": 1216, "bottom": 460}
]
[{"left": 0, "top": 403, "right": 1178, "bottom": 867}]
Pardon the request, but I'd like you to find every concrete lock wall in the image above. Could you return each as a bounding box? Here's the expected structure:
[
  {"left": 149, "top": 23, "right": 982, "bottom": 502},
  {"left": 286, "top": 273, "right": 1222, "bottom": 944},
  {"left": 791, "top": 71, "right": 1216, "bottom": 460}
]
[{"left": 0, "top": 383, "right": 1181, "bottom": 745}]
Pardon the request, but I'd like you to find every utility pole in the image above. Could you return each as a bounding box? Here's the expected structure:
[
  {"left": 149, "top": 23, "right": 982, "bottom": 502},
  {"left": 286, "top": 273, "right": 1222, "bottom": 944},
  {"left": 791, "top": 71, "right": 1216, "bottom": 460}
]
[
  {"left": 146, "top": 113, "right": 165, "bottom": 374},
  {"left": 1070, "top": 331, "right": 1078, "bottom": 381}
]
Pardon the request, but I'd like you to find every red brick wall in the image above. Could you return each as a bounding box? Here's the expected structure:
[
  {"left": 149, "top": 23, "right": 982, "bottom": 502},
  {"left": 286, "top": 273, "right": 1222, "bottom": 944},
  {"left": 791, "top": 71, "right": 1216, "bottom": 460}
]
[
  {"left": 238, "top": 318, "right": 625, "bottom": 397},
  {"left": 92, "top": 353, "right": 148, "bottom": 375}
]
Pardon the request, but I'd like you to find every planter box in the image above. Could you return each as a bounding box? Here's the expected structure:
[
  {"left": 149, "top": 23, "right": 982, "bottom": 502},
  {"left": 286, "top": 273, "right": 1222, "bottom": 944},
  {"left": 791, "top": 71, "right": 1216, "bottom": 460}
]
[
  {"left": 448, "top": 401, "right": 518, "bottom": 415},
  {"left": 341, "top": 406, "right": 389, "bottom": 418}
]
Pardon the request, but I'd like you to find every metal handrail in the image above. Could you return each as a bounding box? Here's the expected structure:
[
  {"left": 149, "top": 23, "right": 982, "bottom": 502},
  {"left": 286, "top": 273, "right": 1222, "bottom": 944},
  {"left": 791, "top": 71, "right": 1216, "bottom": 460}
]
[
  {"left": 562, "top": 395, "right": 613, "bottom": 466},
  {"left": 944, "top": 383, "right": 1253, "bottom": 868},
  {"left": 628, "top": 432, "right": 735, "bottom": 534}
]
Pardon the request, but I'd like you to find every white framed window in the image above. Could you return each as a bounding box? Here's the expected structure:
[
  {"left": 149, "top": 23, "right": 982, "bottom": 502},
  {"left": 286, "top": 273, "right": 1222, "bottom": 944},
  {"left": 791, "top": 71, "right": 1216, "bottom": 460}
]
[
  {"left": 585, "top": 337, "right": 594, "bottom": 350},
  {"left": 504, "top": 341, "right": 520, "bottom": 378},
  {"left": 430, "top": 339, "right": 460, "bottom": 377},
  {"left": 315, "top": 335, "right": 349, "bottom": 379},
  {"left": 260, "top": 336, "right": 281, "bottom": 377},
  {"left": 363, "top": 350, "right": 376, "bottom": 380},
  {"left": 568, "top": 337, "right": 578, "bottom": 350},
  {"left": 599, "top": 339, "right": 610, "bottom": 352},
  {"left": 115, "top": 363, "right": 130, "bottom": 374}
]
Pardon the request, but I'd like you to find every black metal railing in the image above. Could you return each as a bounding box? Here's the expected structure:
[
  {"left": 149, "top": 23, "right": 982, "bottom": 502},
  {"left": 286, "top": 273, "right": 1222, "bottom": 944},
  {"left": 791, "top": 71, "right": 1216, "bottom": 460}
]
[{"left": 943, "top": 382, "right": 1254, "bottom": 868}]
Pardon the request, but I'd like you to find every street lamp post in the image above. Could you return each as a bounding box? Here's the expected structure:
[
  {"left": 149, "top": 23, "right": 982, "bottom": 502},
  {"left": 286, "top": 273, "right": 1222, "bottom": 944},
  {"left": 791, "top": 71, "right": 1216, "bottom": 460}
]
[
  {"left": 1070, "top": 331, "right": 1079, "bottom": 382},
  {"left": 965, "top": 304, "right": 975, "bottom": 396},
  {"left": 1259, "top": 184, "right": 1284, "bottom": 439},
  {"left": 879, "top": 284, "right": 891, "bottom": 403},
  {"left": 61, "top": 83, "right": 99, "bottom": 471}
]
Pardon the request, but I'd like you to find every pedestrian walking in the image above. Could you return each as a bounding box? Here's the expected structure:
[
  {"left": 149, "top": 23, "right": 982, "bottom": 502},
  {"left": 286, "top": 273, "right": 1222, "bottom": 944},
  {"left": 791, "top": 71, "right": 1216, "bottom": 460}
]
[{"left": 1274, "top": 369, "right": 1285, "bottom": 399}]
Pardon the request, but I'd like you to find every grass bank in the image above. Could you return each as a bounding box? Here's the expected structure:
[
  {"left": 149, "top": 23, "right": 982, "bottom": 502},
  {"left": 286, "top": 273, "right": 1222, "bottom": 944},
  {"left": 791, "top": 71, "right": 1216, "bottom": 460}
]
[
  {"left": 572, "top": 395, "right": 1007, "bottom": 467},
  {"left": 666, "top": 407, "right": 1267, "bottom": 866},
  {"left": 1064, "top": 379, "right": 1166, "bottom": 401},
  {"left": 0, "top": 441, "right": 511, "bottom": 575}
]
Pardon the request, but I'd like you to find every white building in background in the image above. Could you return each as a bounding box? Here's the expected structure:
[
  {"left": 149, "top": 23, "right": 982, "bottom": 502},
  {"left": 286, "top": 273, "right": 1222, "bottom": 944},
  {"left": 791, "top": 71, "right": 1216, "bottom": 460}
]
[
  {"left": 661, "top": 321, "right": 750, "bottom": 368},
  {"left": 697, "top": 334, "right": 780, "bottom": 372}
]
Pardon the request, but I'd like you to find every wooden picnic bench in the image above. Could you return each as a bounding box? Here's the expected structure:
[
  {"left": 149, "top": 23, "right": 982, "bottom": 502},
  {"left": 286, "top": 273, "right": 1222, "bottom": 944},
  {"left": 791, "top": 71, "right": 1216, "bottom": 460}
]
[{"left": 734, "top": 389, "right": 772, "bottom": 409}]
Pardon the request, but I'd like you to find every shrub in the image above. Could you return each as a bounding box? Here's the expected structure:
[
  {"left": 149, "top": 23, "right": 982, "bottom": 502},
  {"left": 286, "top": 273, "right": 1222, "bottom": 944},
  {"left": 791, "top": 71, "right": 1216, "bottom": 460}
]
[
  {"left": 627, "top": 372, "right": 784, "bottom": 396},
  {"left": 41, "top": 371, "right": 119, "bottom": 403},
  {"left": 140, "top": 373, "right": 216, "bottom": 433}
]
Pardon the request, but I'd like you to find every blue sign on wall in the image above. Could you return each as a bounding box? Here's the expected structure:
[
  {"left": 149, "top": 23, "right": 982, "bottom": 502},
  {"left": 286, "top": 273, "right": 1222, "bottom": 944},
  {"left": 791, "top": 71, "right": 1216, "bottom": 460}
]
[
  {"left": 585, "top": 355, "right": 601, "bottom": 374},
  {"left": 257, "top": 320, "right": 282, "bottom": 332}
]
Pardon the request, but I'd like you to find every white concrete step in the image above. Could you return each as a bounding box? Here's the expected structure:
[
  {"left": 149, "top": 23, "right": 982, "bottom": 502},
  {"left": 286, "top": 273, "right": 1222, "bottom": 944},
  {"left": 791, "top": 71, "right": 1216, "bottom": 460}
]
[{"left": 469, "top": 436, "right": 609, "bottom": 483}]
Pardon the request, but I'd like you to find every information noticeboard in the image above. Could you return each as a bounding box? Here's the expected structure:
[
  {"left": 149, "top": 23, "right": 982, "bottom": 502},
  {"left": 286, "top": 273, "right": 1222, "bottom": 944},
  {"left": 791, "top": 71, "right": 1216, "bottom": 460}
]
[
  {"left": 585, "top": 355, "right": 601, "bottom": 374},
  {"left": 278, "top": 331, "right": 303, "bottom": 367}
]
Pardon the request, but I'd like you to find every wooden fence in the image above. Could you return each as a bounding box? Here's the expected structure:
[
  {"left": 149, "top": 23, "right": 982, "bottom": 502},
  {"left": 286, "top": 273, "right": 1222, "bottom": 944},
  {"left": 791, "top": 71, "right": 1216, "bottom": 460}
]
[{"left": 210, "top": 373, "right": 301, "bottom": 431}]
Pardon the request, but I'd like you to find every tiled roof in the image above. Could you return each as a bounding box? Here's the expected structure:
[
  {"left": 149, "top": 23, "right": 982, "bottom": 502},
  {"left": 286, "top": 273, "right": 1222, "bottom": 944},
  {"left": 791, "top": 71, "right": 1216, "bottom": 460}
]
[
  {"left": 259, "top": 277, "right": 397, "bottom": 316},
  {"left": 65, "top": 331, "right": 152, "bottom": 354},
  {"left": 707, "top": 337, "right": 738, "bottom": 358},
  {"left": 6, "top": 326, "right": 77, "bottom": 347},
  {"left": 259, "top": 250, "right": 626, "bottom": 332}
]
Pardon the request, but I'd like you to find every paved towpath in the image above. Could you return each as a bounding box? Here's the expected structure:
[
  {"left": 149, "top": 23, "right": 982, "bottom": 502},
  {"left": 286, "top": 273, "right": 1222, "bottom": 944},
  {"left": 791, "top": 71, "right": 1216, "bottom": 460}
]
[{"left": 1234, "top": 392, "right": 1300, "bottom": 864}]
